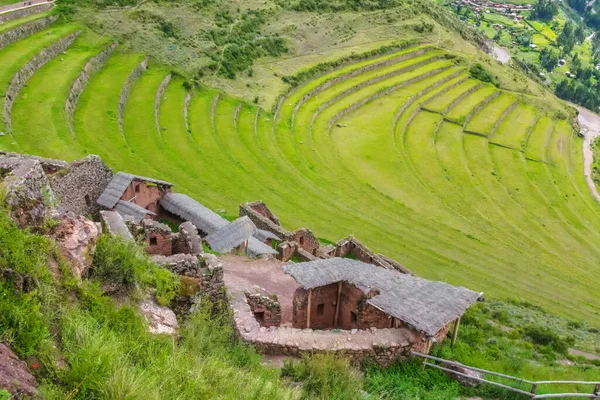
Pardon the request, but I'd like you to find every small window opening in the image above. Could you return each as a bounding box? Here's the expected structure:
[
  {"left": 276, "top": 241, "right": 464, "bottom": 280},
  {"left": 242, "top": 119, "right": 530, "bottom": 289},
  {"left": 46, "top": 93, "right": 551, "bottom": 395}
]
[
  {"left": 149, "top": 237, "right": 158, "bottom": 246},
  {"left": 317, "top": 303, "right": 325, "bottom": 316},
  {"left": 84, "top": 194, "right": 91, "bottom": 207},
  {"left": 135, "top": 184, "right": 141, "bottom": 193},
  {"left": 254, "top": 311, "right": 264, "bottom": 324},
  {"left": 350, "top": 311, "right": 357, "bottom": 322},
  {"left": 299, "top": 236, "right": 305, "bottom": 246},
  {"left": 369, "top": 256, "right": 373, "bottom": 263}
]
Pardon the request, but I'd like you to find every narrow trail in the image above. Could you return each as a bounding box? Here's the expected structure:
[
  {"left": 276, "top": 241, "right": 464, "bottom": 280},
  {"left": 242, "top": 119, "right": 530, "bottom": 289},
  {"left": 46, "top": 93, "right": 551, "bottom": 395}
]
[{"left": 576, "top": 106, "right": 600, "bottom": 202}]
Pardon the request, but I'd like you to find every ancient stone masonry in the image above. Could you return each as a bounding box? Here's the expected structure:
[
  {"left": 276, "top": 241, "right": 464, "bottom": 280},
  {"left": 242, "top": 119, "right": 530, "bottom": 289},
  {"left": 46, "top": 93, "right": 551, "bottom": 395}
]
[
  {"left": 142, "top": 219, "right": 173, "bottom": 256},
  {"left": 155, "top": 73, "right": 171, "bottom": 137},
  {"left": 420, "top": 76, "right": 469, "bottom": 112},
  {"left": 335, "top": 236, "right": 413, "bottom": 275},
  {"left": 245, "top": 289, "right": 282, "bottom": 328},
  {"left": 118, "top": 57, "right": 148, "bottom": 138},
  {"left": 50, "top": 155, "right": 114, "bottom": 218},
  {"left": 4, "top": 31, "right": 80, "bottom": 135},
  {"left": 239, "top": 201, "right": 289, "bottom": 240},
  {"left": 0, "top": 15, "right": 57, "bottom": 51},
  {"left": 441, "top": 83, "right": 482, "bottom": 116},
  {"left": 184, "top": 92, "right": 192, "bottom": 132},
  {"left": 0, "top": 158, "right": 54, "bottom": 226},
  {"left": 174, "top": 221, "right": 202, "bottom": 255},
  {"left": 153, "top": 253, "right": 226, "bottom": 316},
  {"left": 488, "top": 101, "right": 518, "bottom": 141},
  {"left": 66, "top": 43, "right": 117, "bottom": 137},
  {"left": 462, "top": 90, "right": 501, "bottom": 128},
  {"left": 0, "top": 2, "right": 53, "bottom": 23},
  {"left": 211, "top": 94, "right": 219, "bottom": 129}
]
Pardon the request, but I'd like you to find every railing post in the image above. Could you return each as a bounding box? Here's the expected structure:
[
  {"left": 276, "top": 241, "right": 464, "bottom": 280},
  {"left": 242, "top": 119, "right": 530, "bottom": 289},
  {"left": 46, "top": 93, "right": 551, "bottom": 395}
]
[
  {"left": 530, "top": 383, "right": 537, "bottom": 398},
  {"left": 592, "top": 383, "right": 600, "bottom": 399}
]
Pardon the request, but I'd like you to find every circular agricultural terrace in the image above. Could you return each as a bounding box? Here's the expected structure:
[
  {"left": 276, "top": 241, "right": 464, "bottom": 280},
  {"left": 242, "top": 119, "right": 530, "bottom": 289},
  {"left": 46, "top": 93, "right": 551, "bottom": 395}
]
[{"left": 1, "top": 6, "right": 600, "bottom": 325}]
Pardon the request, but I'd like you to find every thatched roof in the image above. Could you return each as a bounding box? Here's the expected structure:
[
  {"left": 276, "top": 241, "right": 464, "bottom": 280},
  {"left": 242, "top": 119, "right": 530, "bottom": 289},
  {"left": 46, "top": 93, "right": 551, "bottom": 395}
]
[
  {"left": 159, "top": 193, "right": 227, "bottom": 234},
  {"left": 100, "top": 210, "right": 133, "bottom": 241},
  {"left": 283, "top": 258, "right": 480, "bottom": 336},
  {"left": 248, "top": 237, "right": 278, "bottom": 257},
  {"left": 97, "top": 172, "right": 173, "bottom": 209},
  {"left": 205, "top": 216, "right": 257, "bottom": 253},
  {"left": 115, "top": 200, "right": 156, "bottom": 223},
  {"left": 253, "top": 229, "right": 281, "bottom": 242}
]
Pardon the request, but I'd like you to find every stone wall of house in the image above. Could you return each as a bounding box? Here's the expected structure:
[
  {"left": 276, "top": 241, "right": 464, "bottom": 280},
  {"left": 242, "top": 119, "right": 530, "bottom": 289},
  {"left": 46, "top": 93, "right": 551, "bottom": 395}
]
[
  {"left": 153, "top": 253, "right": 226, "bottom": 316},
  {"left": 121, "top": 181, "right": 165, "bottom": 212},
  {"left": 0, "top": 3, "right": 53, "bottom": 23},
  {"left": 174, "top": 221, "right": 202, "bottom": 254},
  {"left": 245, "top": 291, "right": 281, "bottom": 328},
  {"left": 118, "top": 57, "right": 148, "bottom": 138},
  {"left": 4, "top": 31, "right": 80, "bottom": 134},
  {"left": 142, "top": 219, "right": 173, "bottom": 256},
  {"left": 412, "top": 322, "right": 452, "bottom": 353},
  {"left": 66, "top": 43, "right": 117, "bottom": 136},
  {"left": 334, "top": 236, "right": 412, "bottom": 275},
  {"left": 240, "top": 201, "right": 291, "bottom": 240},
  {"left": 0, "top": 15, "right": 57, "bottom": 50},
  {"left": 292, "top": 228, "right": 320, "bottom": 255},
  {"left": 51, "top": 155, "right": 114, "bottom": 218}
]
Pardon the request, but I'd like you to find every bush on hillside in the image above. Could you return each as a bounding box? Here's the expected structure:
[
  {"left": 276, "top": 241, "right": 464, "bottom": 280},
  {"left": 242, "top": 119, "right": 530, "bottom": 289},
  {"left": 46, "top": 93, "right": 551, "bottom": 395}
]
[
  {"left": 91, "top": 235, "right": 179, "bottom": 305},
  {"left": 469, "top": 63, "right": 495, "bottom": 85}
]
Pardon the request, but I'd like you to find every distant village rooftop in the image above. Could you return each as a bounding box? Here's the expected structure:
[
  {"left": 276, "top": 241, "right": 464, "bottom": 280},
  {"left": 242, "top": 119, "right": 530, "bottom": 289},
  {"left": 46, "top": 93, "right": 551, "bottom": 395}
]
[{"left": 284, "top": 258, "right": 481, "bottom": 336}]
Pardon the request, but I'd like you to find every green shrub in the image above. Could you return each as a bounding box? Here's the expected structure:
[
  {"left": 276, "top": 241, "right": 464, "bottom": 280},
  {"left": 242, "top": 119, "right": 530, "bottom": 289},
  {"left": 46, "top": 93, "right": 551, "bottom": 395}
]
[
  {"left": 522, "top": 326, "right": 574, "bottom": 356},
  {"left": 281, "top": 353, "right": 363, "bottom": 400},
  {"left": 91, "top": 235, "right": 178, "bottom": 305},
  {"left": 469, "top": 63, "right": 495, "bottom": 84}
]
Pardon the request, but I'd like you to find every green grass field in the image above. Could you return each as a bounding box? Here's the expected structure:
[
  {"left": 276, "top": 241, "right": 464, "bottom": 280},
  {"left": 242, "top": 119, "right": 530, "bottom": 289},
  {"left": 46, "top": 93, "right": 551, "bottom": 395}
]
[{"left": 3, "top": 13, "right": 600, "bottom": 325}]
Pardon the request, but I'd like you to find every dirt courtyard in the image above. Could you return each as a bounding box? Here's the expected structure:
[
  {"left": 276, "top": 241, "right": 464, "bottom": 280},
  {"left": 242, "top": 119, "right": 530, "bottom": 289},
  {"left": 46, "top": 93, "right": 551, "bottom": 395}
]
[{"left": 220, "top": 255, "right": 299, "bottom": 326}]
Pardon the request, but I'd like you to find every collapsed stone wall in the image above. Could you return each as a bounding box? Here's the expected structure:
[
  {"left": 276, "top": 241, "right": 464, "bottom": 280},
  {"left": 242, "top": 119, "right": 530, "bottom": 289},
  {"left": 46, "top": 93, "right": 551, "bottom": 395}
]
[
  {"left": 118, "top": 57, "right": 148, "bottom": 138},
  {"left": 66, "top": 42, "right": 117, "bottom": 137},
  {"left": 4, "top": 31, "right": 80, "bottom": 134},
  {"left": 51, "top": 155, "right": 113, "bottom": 218},
  {"left": 245, "top": 291, "right": 281, "bottom": 328},
  {"left": 0, "top": 3, "right": 53, "bottom": 23},
  {"left": 0, "top": 15, "right": 57, "bottom": 51},
  {"left": 240, "top": 201, "right": 291, "bottom": 240},
  {"left": 155, "top": 73, "right": 171, "bottom": 137},
  {"left": 174, "top": 221, "right": 202, "bottom": 254}
]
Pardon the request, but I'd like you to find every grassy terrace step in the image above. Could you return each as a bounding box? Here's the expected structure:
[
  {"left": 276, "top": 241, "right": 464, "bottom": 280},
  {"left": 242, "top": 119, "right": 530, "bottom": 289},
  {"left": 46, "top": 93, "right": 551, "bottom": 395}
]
[
  {"left": 11, "top": 29, "right": 109, "bottom": 159},
  {"left": 525, "top": 115, "right": 553, "bottom": 162},
  {"left": 0, "top": 23, "right": 78, "bottom": 152},
  {"left": 422, "top": 78, "right": 479, "bottom": 113},
  {"left": 464, "top": 92, "right": 516, "bottom": 136},
  {"left": 0, "top": 9, "right": 51, "bottom": 33},
  {"left": 444, "top": 84, "right": 497, "bottom": 124},
  {"left": 73, "top": 51, "right": 149, "bottom": 172},
  {"left": 490, "top": 103, "right": 538, "bottom": 151}
]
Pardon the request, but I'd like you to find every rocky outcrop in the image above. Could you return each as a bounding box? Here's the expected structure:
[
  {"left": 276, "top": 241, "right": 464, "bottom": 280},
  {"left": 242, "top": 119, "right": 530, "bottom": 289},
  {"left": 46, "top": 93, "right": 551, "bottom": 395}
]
[
  {"left": 155, "top": 73, "right": 171, "bottom": 137},
  {"left": 176, "top": 221, "right": 202, "bottom": 254},
  {"left": 0, "top": 15, "right": 57, "bottom": 50},
  {"left": 118, "top": 57, "right": 148, "bottom": 138},
  {"left": 0, "top": 268, "right": 36, "bottom": 293},
  {"left": 0, "top": 343, "right": 37, "bottom": 398},
  {"left": 0, "top": 3, "right": 53, "bottom": 24},
  {"left": 139, "top": 298, "right": 178, "bottom": 335},
  {"left": 66, "top": 43, "right": 117, "bottom": 137},
  {"left": 52, "top": 213, "right": 99, "bottom": 280},
  {"left": 443, "top": 363, "right": 482, "bottom": 387},
  {"left": 4, "top": 31, "right": 80, "bottom": 135}
]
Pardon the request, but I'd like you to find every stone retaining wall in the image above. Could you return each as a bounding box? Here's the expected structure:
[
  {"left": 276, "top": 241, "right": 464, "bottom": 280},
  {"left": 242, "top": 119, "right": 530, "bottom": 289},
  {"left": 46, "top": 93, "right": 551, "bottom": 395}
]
[
  {"left": 488, "top": 101, "right": 518, "bottom": 140},
  {"left": 461, "top": 90, "right": 500, "bottom": 128},
  {"left": 4, "top": 31, "right": 80, "bottom": 135},
  {"left": 155, "top": 73, "right": 171, "bottom": 137},
  {"left": 240, "top": 201, "right": 291, "bottom": 240},
  {"left": 420, "top": 76, "right": 469, "bottom": 113},
  {"left": 210, "top": 94, "right": 219, "bottom": 129},
  {"left": 66, "top": 43, "right": 117, "bottom": 137},
  {"left": 118, "top": 57, "right": 148, "bottom": 138},
  {"left": 0, "top": 3, "right": 53, "bottom": 23},
  {"left": 245, "top": 291, "right": 281, "bottom": 327},
  {"left": 184, "top": 92, "right": 192, "bottom": 132},
  {"left": 0, "top": 15, "right": 57, "bottom": 50},
  {"left": 442, "top": 83, "right": 482, "bottom": 116},
  {"left": 313, "top": 56, "right": 443, "bottom": 131}
]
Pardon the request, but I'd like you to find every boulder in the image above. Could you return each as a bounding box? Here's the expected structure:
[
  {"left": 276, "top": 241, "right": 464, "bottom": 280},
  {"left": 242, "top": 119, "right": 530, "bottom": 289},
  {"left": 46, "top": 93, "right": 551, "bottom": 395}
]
[
  {"left": 0, "top": 344, "right": 37, "bottom": 398},
  {"left": 442, "top": 363, "right": 482, "bottom": 387},
  {"left": 139, "top": 298, "right": 178, "bottom": 336},
  {"left": 53, "top": 213, "right": 99, "bottom": 279}
]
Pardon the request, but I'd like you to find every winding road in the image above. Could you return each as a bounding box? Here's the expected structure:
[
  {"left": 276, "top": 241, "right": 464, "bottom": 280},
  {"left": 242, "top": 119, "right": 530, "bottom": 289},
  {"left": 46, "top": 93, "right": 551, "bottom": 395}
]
[{"left": 576, "top": 106, "right": 600, "bottom": 202}]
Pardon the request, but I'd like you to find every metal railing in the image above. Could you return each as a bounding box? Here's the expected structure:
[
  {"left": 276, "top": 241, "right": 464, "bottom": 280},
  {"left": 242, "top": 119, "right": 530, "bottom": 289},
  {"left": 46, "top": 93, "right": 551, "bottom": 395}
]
[{"left": 413, "top": 352, "right": 600, "bottom": 399}]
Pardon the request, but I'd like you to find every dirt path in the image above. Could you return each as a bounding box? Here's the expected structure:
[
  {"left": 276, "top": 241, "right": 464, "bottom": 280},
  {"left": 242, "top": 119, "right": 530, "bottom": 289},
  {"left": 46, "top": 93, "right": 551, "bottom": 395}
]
[
  {"left": 0, "top": 0, "right": 52, "bottom": 15},
  {"left": 576, "top": 106, "right": 600, "bottom": 202}
]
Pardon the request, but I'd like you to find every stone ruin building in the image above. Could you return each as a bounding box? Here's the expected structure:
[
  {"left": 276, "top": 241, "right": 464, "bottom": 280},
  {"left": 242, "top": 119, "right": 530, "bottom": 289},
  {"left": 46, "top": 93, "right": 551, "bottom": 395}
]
[{"left": 231, "top": 257, "right": 480, "bottom": 366}]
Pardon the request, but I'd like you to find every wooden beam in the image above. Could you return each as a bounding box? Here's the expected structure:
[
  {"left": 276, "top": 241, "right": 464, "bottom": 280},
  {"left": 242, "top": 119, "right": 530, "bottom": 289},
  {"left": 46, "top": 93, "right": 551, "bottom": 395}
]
[
  {"left": 421, "top": 338, "right": 432, "bottom": 370},
  {"left": 333, "top": 281, "right": 342, "bottom": 327},
  {"left": 306, "top": 288, "right": 312, "bottom": 329},
  {"left": 451, "top": 316, "right": 461, "bottom": 348}
]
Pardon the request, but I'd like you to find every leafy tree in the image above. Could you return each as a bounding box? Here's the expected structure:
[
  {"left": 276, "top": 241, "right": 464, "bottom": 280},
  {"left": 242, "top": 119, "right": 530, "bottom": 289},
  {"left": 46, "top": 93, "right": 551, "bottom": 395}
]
[
  {"left": 567, "top": 0, "right": 587, "bottom": 13},
  {"left": 532, "top": 0, "right": 559, "bottom": 20},
  {"left": 539, "top": 47, "right": 559, "bottom": 71},
  {"left": 469, "top": 63, "right": 495, "bottom": 84},
  {"left": 558, "top": 21, "right": 576, "bottom": 54}
]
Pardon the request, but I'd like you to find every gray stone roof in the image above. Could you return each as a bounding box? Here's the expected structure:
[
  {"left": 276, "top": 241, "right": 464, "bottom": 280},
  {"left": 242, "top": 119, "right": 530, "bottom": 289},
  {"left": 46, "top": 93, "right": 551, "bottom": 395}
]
[
  {"left": 283, "top": 258, "right": 480, "bottom": 336},
  {"left": 115, "top": 200, "right": 156, "bottom": 224},
  {"left": 248, "top": 237, "right": 278, "bottom": 257},
  {"left": 159, "top": 192, "right": 228, "bottom": 234},
  {"left": 205, "top": 216, "right": 257, "bottom": 253},
  {"left": 97, "top": 172, "right": 173, "bottom": 209},
  {"left": 253, "top": 229, "right": 281, "bottom": 242},
  {"left": 100, "top": 210, "right": 133, "bottom": 241}
]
